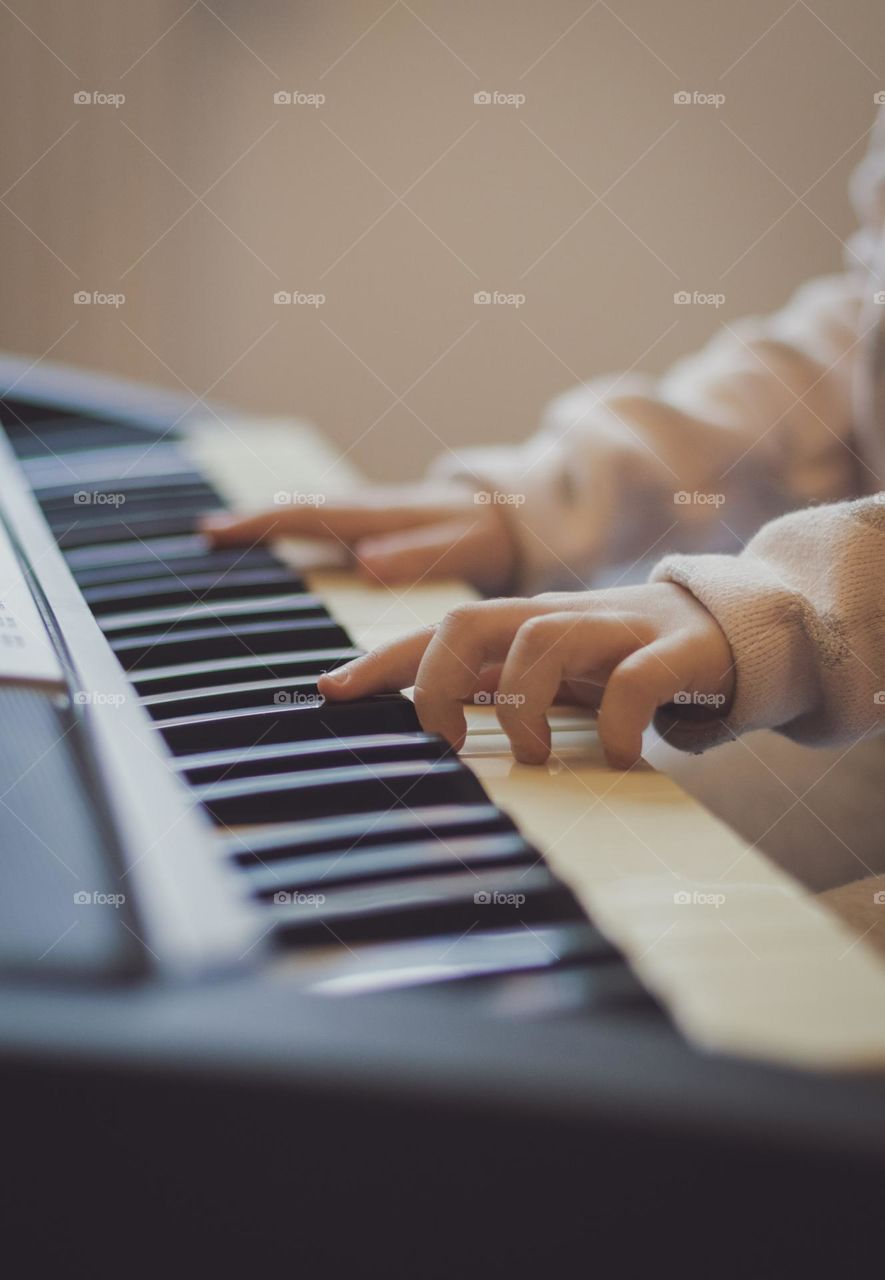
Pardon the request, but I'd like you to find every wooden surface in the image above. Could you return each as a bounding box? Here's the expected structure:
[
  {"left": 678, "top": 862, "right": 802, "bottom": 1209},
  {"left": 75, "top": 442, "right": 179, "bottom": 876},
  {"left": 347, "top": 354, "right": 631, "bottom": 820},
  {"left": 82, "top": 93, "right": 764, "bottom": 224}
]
[{"left": 187, "top": 414, "right": 885, "bottom": 1071}]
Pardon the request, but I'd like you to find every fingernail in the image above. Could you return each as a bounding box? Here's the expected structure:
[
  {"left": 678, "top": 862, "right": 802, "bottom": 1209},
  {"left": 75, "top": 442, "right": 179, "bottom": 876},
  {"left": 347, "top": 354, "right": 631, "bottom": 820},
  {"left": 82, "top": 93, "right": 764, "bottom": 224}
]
[
  {"left": 200, "top": 514, "right": 234, "bottom": 530},
  {"left": 323, "top": 666, "right": 349, "bottom": 684}
]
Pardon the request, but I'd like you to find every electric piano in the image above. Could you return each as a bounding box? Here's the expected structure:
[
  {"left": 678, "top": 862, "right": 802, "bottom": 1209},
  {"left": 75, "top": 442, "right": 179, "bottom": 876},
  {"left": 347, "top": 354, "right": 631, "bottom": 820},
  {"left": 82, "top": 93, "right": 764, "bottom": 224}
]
[{"left": 2, "top": 356, "right": 885, "bottom": 1277}]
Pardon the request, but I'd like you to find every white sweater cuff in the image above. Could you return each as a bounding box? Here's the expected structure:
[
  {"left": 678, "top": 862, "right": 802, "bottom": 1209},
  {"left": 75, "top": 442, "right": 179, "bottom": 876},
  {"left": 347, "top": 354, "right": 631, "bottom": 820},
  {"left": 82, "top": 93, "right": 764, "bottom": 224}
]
[{"left": 649, "top": 552, "right": 814, "bottom": 752}]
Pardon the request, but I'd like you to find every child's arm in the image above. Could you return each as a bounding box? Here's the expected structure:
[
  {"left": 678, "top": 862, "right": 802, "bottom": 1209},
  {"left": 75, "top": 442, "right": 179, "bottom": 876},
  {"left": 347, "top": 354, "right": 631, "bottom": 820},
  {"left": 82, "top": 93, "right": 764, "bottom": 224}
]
[
  {"left": 318, "top": 495, "right": 885, "bottom": 767},
  {"left": 432, "top": 273, "right": 865, "bottom": 591},
  {"left": 649, "top": 493, "right": 885, "bottom": 753},
  {"left": 206, "top": 274, "right": 864, "bottom": 591}
]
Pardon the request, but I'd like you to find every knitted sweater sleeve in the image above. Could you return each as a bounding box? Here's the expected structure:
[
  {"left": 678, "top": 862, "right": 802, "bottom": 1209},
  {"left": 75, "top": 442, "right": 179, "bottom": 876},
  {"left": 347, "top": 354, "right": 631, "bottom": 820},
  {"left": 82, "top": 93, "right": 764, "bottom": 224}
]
[
  {"left": 430, "top": 273, "right": 865, "bottom": 592},
  {"left": 649, "top": 496, "right": 885, "bottom": 752}
]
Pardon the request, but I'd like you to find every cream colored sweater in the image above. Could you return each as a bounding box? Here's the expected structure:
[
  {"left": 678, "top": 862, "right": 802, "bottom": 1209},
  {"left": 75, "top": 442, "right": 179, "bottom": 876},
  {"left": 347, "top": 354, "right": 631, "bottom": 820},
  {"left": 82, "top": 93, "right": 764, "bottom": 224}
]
[{"left": 434, "top": 109, "right": 885, "bottom": 756}]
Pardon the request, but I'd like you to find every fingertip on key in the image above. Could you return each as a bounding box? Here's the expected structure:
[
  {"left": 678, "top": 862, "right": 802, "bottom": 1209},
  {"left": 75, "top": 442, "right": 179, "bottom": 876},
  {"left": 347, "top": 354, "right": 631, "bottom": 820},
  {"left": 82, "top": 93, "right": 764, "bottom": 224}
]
[
  {"left": 199, "top": 514, "right": 235, "bottom": 541},
  {"left": 603, "top": 744, "right": 640, "bottom": 772},
  {"left": 318, "top": 667, "right": 351, "bottom": 698}
]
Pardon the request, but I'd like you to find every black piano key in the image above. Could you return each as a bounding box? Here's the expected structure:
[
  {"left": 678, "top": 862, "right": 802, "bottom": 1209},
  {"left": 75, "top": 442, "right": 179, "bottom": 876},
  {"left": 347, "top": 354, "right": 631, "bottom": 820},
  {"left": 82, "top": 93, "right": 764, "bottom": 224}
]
[
  {"left": 247, "top": 831, "right": 534, "bottom": 894},
  {"left": 45, "top": 492, "right": 216, "bottom": 529},
  {"left": 143, "top": 675, "right": 326, "bottom": 720},
  {"left": 56, "top": 508, "right": 224, "bottom": 549},
  {"left": 98, "top": 594, "right": 327, "bottom": 638},
  {"left": 72, "top": 547, "right": 283, "bottom": 587},
  {"left": 40, "top": 483, "right": 215, "bottom": 518},
  {"left": 7, "top": 417, "right": 158, "bottom": 458},
  {"left": 159, "top": 693, "right": 419, "bottom": 754},
  {"left": 64, "top": 533, "right": 221, "bottom": 570},
  {"left": 196, "top": 758, "right": 486, "bottom": 825},
  {"left": 82, "top": 567, "right": 304, "bottom": 614},
  {"left": 305, "top": 924, "right": 616, "bottom": 995},
  {"left": 131, "top": 648, "right": 359, "bottom": 695},
  {"left": 34, "top": 469, "right": 208, "bottom": 505},
  {"left": 175, "top": 731, "right": 447, "bottom": 784},
  {"left": 144, "top": 676, "right": 325, "bottom": 720},
  {"left": 110, "top": 617, "right": 351, "bottom": 670},
  {"left": 270, "top": 865, "right": 579, "bottom": 946},
  {"left": 223, "top": 803, "right": 516, "bottom": 864}
]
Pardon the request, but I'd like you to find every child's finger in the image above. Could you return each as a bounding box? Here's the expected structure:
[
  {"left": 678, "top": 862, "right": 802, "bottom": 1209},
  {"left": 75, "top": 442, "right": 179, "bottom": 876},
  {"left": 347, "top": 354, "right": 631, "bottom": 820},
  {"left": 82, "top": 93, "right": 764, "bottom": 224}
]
[
  {"left": 495, "top": 613, "right": 641, "bottom": 764},
  {"left": 200, "top": 495, "right": 465, "bottom": 547},
  {"left": 596, "top": 638, "right": 687, "bottom": 769},
  {"left": 413, "top": 600, "right": 539, "bottom": 749},
  {"left": 318, "top": 627, "right": 436, "bottom": 699},
  {"left": 354, "top": 518, "right": 481, "bottom": 583},
  {"left": 200, "top": 510, "right": 289, "bottom": 545}
]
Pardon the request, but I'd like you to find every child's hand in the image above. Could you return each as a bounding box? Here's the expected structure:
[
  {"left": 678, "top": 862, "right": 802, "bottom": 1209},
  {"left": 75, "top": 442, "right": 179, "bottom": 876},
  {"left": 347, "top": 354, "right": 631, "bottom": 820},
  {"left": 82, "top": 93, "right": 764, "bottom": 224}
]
[
  {"left": 318, "top": 583, "right": 735, "bottom": 769},
  {"left": 201, "top": 484, "right": 516, "bottom": 592}
]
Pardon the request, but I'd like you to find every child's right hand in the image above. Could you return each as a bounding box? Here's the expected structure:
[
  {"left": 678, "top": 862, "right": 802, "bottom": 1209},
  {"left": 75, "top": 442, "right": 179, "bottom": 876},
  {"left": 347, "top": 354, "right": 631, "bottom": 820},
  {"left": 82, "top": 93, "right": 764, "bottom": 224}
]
[
  {"left": 201, "top": 484, "right": 516, "bottom": 591},
  {"left": 318, "top": 583, "right": 736, "bottom": 769}
]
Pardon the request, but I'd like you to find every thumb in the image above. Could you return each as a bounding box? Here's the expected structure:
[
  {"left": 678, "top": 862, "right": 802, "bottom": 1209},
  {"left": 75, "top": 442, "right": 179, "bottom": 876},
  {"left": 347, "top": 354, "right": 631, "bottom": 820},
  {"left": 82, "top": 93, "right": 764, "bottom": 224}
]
[{"left": 355, "top": 518, "right": 479, "bottom": 584}]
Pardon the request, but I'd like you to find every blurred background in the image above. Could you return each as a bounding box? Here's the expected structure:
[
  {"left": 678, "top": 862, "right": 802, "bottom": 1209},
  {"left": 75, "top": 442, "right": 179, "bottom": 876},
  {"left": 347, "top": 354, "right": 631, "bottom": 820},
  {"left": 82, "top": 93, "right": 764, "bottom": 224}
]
[{"left": 1, "top": 0, "right": 883, "bottom": 479}]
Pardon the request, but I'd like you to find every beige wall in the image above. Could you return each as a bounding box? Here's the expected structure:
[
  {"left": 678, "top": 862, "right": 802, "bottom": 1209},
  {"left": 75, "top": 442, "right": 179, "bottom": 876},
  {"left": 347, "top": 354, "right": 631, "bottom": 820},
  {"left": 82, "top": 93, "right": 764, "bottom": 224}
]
[{"left": 1, "top": 0, "right": 883, "bottom": 478}]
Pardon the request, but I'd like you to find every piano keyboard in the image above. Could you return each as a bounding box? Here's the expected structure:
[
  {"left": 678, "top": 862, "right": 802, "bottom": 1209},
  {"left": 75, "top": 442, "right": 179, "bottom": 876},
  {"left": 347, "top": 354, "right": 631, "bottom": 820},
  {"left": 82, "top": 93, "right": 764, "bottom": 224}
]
[
  {"left": 0, "top": 391, "right": 657, "bottom": 1019},
  {"left": 5, "top": 365, "right": 885, "bottom": 1071}
]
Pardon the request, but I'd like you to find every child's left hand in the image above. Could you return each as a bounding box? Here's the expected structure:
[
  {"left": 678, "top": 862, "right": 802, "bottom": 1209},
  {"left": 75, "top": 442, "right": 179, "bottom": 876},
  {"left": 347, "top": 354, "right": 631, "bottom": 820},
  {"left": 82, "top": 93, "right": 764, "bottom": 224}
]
[{"left": 318, "top": 583, "right": 735, "bottom": 769}]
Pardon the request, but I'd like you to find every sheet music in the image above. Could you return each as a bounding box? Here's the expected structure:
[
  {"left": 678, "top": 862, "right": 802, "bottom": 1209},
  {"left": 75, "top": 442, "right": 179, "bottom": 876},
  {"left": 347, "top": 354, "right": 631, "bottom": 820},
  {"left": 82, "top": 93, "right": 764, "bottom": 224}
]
[{"left": 0, "top": 517, "right": 64, "bottom": 688}]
